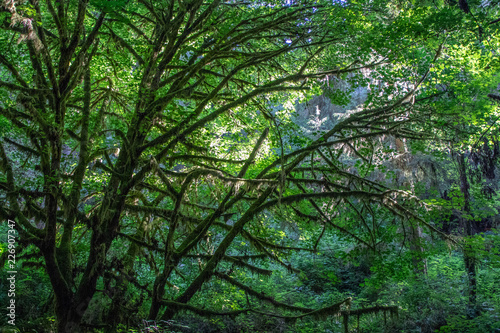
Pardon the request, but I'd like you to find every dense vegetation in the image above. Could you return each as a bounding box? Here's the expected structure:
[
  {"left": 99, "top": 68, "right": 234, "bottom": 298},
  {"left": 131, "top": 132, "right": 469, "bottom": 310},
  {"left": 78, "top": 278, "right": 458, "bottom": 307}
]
[{"left": 0, "top": 0, "right": 500, "bottom": 332}]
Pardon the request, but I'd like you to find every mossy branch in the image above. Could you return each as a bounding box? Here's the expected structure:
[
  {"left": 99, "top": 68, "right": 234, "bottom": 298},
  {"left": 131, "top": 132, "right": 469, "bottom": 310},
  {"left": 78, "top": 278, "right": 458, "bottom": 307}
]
[
  {"left": 215, "top": 272, "right": 312, "bottom": 312},
  {"left": 160, "top": 301, "right": 250, "bottom": 317}
]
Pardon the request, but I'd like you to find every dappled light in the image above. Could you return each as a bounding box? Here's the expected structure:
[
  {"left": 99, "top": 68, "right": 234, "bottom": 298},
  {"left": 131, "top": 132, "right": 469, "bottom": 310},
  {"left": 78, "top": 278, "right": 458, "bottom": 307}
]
[{"left": 0, "top": 0, "right": 500, "bottom": 332}]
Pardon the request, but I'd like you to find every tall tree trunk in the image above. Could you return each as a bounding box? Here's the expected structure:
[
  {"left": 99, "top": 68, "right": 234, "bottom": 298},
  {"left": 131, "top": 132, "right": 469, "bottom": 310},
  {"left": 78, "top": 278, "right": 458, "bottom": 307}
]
[
  {"left": 105, "top": 218, "right": 147, "bottom": 332},
  {"left": 56, "top": 306, "right": 84, "bottom": 333},
  {"left": 456, "top": 152, "right": 478, "bottom": 318}
]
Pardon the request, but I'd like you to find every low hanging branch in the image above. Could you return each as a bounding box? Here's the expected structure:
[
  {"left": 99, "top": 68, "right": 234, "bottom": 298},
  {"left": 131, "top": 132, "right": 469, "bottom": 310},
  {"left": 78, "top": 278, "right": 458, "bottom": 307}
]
[
  {"left": 161, "top": 285, "right": 397, "bottom": 330},
  {"left": 214, "top": 272, "right": 312, "bottom": 312}
]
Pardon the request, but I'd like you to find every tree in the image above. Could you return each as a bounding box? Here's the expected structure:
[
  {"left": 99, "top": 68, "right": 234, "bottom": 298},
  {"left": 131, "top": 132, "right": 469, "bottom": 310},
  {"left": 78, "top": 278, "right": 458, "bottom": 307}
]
[{"left": 0, "top": 0, "right": 480, "bottom": 331}]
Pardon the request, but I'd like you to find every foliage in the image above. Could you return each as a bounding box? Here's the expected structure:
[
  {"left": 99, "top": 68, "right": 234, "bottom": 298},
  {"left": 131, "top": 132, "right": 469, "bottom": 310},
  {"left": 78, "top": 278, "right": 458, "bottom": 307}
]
[{"left": 1, "top": 0, "right": 500, "bottom": 332}]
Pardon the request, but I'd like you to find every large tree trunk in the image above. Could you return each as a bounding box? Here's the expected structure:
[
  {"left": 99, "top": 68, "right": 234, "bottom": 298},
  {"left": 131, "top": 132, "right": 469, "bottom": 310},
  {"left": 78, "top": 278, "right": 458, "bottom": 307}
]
[
  {"left": 106, "top": 219, "right": 146, "bottom": 331},
  {"left": 56, "top": 307, "right": 83, "bottom": 333}
]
